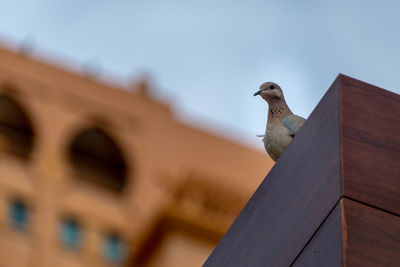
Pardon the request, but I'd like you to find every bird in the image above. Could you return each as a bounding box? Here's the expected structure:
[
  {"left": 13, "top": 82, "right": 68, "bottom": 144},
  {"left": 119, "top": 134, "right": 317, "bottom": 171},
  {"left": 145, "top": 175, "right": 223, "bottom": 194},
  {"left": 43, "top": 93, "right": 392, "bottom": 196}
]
[{"left": 254, "top": 82, "right": 306, "bottom": 161}]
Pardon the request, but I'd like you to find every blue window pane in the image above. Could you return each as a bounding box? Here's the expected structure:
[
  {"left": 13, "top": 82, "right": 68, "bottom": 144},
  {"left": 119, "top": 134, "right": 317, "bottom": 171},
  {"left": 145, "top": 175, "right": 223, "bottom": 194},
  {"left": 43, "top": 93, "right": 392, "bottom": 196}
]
[
  {"left": 60, "top": 218, "right": 82, "bottom": 250},
  {"left": 103, "top": 234, "right": 125, "bottom": 264},
  {"left": 9, "top": 200, "right": 28, "bottom": 231}
]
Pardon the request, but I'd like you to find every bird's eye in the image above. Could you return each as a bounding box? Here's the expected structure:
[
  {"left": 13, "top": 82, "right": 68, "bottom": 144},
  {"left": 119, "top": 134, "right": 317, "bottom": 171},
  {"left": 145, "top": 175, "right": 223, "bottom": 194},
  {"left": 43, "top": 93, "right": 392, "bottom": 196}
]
[{"left": 269, "top": 85, "right": 275, "bottom": 89}]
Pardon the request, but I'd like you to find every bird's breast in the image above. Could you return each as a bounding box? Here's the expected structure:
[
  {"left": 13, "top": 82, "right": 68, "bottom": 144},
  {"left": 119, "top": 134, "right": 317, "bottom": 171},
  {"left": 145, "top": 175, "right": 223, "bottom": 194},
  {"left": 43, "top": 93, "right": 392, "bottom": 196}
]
[{"left": 264, "top": 124, "right": 293, "bottom": 161}]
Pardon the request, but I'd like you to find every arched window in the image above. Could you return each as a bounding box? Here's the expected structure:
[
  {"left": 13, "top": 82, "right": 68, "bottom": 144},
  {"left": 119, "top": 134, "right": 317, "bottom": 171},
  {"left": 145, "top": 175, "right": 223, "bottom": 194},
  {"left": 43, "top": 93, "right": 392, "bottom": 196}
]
[
  {"left": 0, "top": 94, "right": 35, "bottom": 158},
  {"left": 68, "top": 127, "right": 127, "bottom": 192}
]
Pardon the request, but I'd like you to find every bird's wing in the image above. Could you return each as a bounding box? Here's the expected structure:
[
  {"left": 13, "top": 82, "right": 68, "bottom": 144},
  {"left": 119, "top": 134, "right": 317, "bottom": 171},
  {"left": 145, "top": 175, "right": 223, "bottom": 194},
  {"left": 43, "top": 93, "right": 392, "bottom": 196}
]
[{"left": 283, "top": 114, "right": 306, "bottom": 135}]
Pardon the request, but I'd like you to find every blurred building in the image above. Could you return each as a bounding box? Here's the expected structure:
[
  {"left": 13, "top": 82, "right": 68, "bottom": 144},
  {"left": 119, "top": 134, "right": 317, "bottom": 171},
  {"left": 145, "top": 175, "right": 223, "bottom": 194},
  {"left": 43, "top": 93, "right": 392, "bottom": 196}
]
[{"left": 0, "top": 45, "right": 273, "bottom": 267}]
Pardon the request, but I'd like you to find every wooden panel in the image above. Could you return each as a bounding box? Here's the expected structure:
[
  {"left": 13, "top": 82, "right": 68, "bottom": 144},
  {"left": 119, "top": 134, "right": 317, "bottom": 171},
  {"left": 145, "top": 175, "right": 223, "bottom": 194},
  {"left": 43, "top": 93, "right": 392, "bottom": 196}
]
[
  {"left": 342, "top": 198, "right": 400, "bottom": 266},
  {"left": 340, "top": 75, "right": 400, "bottom": 215},
  {"left": 292, "top": 200, "right": 343, "bottom": 267},
  {"left": 204, "top": 76, "right": 342, "bottom": 266}
]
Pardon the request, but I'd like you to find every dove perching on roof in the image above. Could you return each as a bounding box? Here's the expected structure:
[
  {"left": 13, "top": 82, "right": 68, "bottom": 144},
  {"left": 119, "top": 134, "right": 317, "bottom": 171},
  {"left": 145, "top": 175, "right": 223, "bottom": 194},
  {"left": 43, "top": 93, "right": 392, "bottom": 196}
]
[{"left": 254, "top": 82, "right": 306, "bottom": 162}]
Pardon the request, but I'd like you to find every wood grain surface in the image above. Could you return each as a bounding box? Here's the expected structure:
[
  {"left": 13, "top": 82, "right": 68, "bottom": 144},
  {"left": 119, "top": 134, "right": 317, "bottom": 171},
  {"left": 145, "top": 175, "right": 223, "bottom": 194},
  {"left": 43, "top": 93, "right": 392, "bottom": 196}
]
[
  {"left": 292, "top": 200, "right": 343, "bottom": 267},
  {"left": 204, "top": 75, "right": 400, "bottom": 267},
  {"left": 340, "top": 75, "right": 400, "bottom": 215},
  {"left": 342, "top": 198, "right": 400, "bottom": 266},
  {"left": 292, "top": 197, "right": 400, "bottom": 267},
  {"left": 204, "top": 76, "right": 342, "bottom": 267}
]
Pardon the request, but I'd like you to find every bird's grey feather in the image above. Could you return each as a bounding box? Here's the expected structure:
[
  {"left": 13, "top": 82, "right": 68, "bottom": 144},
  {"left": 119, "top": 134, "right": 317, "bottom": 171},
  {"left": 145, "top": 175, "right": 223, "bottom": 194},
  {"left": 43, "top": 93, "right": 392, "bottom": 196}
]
[{"left": 282, "top": 114, "right": 305, "bottom": 135}]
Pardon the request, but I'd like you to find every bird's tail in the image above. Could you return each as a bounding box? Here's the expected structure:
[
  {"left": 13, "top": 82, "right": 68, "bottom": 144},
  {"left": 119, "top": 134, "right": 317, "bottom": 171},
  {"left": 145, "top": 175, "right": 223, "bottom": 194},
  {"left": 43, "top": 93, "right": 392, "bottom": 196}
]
[{"left": 256, "top": 134, "right": 265, "bottom": 143}]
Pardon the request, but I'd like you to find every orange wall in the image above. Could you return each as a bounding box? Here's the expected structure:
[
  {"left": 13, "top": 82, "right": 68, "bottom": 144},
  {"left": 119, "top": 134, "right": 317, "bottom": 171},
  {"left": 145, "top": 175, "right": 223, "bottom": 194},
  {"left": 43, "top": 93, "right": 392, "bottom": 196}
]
[{"left": 0, "top": 46, "right": 274, "bottom": 267}]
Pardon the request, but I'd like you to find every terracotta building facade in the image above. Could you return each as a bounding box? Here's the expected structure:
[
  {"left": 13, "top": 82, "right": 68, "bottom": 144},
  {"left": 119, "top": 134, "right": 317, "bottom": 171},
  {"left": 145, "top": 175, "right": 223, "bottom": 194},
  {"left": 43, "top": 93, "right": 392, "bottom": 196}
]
[{"left": 0, "top": 46, "right": 273, "bottom": 267}]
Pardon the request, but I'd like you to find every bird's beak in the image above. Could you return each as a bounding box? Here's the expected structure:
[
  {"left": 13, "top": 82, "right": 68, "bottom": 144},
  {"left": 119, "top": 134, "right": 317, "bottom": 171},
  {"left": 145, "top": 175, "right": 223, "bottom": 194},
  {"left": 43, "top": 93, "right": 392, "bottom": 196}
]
[{"left": 253, "top": 90, "right": 262, "bottom": 96}]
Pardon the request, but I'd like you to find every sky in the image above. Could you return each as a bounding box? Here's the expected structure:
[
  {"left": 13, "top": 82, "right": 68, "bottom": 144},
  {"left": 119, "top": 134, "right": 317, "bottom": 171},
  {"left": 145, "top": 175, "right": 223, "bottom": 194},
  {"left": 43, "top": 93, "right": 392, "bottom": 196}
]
[{"left": 0, "top": 0, "right": 399, "bottom": 148}]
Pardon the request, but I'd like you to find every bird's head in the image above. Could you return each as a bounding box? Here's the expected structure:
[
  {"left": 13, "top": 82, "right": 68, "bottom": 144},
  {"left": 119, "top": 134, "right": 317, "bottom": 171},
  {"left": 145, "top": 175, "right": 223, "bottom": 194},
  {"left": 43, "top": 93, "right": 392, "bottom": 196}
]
[{"left": 253, "top": 82, "right": 284, "bottom": 103}]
